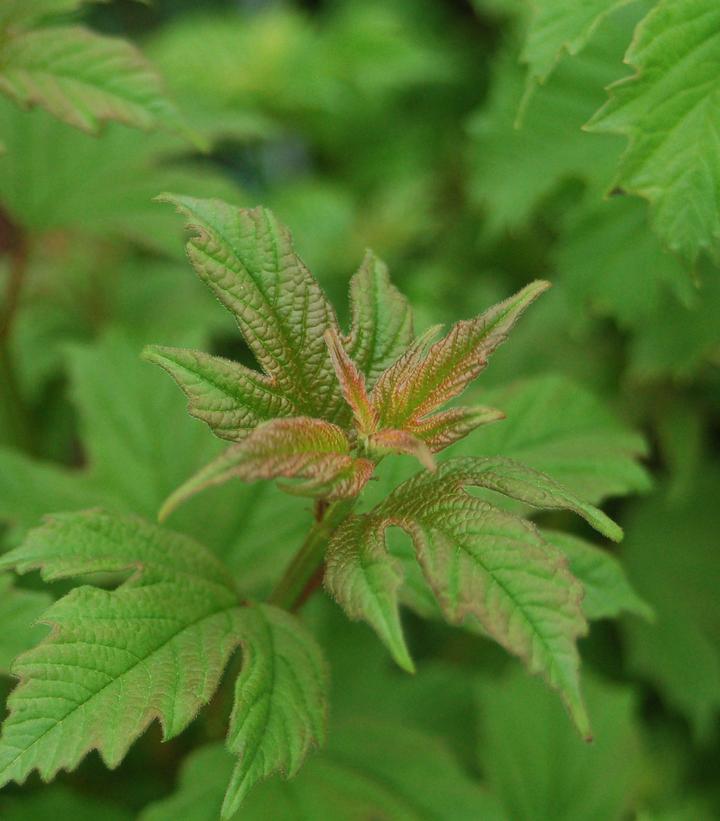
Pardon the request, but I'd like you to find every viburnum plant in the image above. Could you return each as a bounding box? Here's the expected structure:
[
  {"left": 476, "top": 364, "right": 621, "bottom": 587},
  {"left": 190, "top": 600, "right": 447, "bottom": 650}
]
[{"left": 0, "top": 196, "right": 625, "bottom": 817}]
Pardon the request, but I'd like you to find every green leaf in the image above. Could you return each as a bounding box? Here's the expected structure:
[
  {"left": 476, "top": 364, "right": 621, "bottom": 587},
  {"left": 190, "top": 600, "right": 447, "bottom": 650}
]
[
  {"left": 327, "top": 456, "right": 623, "bottom": 735},
  {"left": 459, "top": 374, "right": 651, "bottom": 505},
  {"left": 469, "top": 22, "right": 626, "bottom": 230},
  {"left": 587, "top": 0, "right": 720, "bottom": 261},
  {"left": 371, "top": 281, "right": 549, "bottom": 445},
  {"left": 0, "top": 510, "right": 243, "bottom": 786},
  {"left": 157, "top": 196, "right": 343, "bottom": 421},
  {"left": 141, "top": 346, "right": 295, "bottom": 443},
  {"left": 621, "top": 472, "right": 720, "bottom": 739},
  {"left": 222, "top": 603, "right": 328, "bottom": 818},
  {"left": 554, "top": 195, "right": 695, "bottom": 330},
  {"left": 0, "top": 99, "right": 239, "bottom": 254},
  {"left": 0, "top": 26, "right": 189, "bottom": 138},
  {"left": 521, "top": 0, "right": 634, "bottom": 88},
  {"left": 159, "top": 417, "right": 374, "bottom": 521},
  {"left": 142, "top": 721, "right": 500, "bottom": 821},
  {"left": 0, "top": 573, "right": 51, "bottom": 674},
  {"left": 343, "top": 250, "right": 414, "bottom": 387},
  {"left": 476, "top": 670, "right": 643, "bottom": 821},
  {"left": 0, "top": 1, "right": 102, "bottom": 29},
  {"left": 542, "top": 529, "right": 652, "bottom": 621},
  {"left": 325, "top": 515, "right": 414, "bottom": 673}
]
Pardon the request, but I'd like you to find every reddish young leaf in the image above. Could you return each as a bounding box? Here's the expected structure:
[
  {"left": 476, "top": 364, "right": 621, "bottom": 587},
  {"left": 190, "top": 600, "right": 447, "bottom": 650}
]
[
  {"left": 324, "top": 326, "right": 376, "bottom": 435},
  {"left": 159, "top": 418, "right": 373, "bottom": 520},
  {"left": 367, "top": 429, "right": 436, "bottom": 472},
  {"left": 370, "top": 282, "right": 550, "bottom": 448}
]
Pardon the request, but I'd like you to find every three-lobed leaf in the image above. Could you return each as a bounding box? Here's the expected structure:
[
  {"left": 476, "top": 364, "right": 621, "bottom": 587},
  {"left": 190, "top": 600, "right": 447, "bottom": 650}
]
[
  {"left": 327, "top": 456, "right": 623, "bottom": 737},
  {"left": 0, "top": 511, "right": 244, "bottom": 786}
]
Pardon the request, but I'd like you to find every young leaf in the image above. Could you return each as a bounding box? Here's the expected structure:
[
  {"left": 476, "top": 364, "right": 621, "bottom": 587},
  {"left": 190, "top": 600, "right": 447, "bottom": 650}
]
[
  {"left": 521, "top": 0, "right": 634, "bottom": 89},
  {"left": 160, "top": 417, "right": 373, "bottom": 521},
  {"left": 542, "top": 530, "right": 652, "bottom": 621},
  {"left": 0, "top": 574, "right": 51, "bottom": 675},
  {"left": 0, "top": 510, "right": 243, "bottom": 786},
  {"left": 142, "top": 346, "right": 296, "bottom": 443},
  {"left": 223, "top": 603, "right": 328, "bottom": 817},
  {"left": 0, "top": 27, "right": 188, "bottom": 138},
  {"left": 324, "top": 326, "right": 376, "bottom": 435},
  {"left": 327, "top": 456, "right": 623, "bottom": 736},
  {"left": 156, "top": 196, "right": 344, "bottom": 422},
  {"left": 587, "top": 0, "right": 720, "bottom": 261},
  {"left": 343, "top": 250, "right": 414, "bottom": 386},
  {"left": 324, "top": 515, "right": 414, "bottom": 674},
  {"left": 367, "top": 428, "right": 436, "bottom": 472},
  {"left": 371, "top": 281, "right": 549, "bottom": 446}
]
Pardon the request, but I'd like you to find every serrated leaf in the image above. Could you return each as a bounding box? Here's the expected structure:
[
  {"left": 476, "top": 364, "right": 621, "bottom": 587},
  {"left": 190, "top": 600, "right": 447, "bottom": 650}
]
[
  {"left": 343, "top": 250, "right": 414, "bottom": 386},
  {"left": 469, "top": 22, "right": 626, "bottom": 230},
  {"left": 324, "top": 325, "right": 376, "bottom": 435},
  {"left": 325, "top": 515, "right": 414, "bottom": 673},
  {"left": 521, "top": 0, "right": 634, "bottom": 88},
  {"left": 327, "top": 456, "right": 623, "bottom": 735},
  {"left": 0, "top": 26, "right": 188, "bottom": 138},
  {"left": 141, "top": 346, "right": 295, "bottom": 443},
  {"left": 158, "top": 196, "right": 344, "bottom": 421},
  {"left": 371, "top": 281, "right": 549, "bottom": 446},
  {"left": 476, "top": 671, "right": 642, "bottom": 821},
  {"left": 223, "top": 603, "right": 328, "bottom": 818},
  {"left": 0, "top": 510, "right": 243, "bottom": 786},
  {"left": 0, "top": 574, "right": 51, "bottom": 674},
  {"left": 412, "top": 405, "right": 505, "bottom": 452},
  {"left": 587, "top": 0, "right": 720, "bottom": 261},
  {"left": 542, "top": 529, "right": 652, "bottom": 621},
  {"left": 459, "top": 374, "right": 651, "bottom": 505},
  {"left": 367, "top": 428, "right": 436, "bottom": 472},
  {"left": 160, "top": 417, "right": 373, "bottom": 521}
]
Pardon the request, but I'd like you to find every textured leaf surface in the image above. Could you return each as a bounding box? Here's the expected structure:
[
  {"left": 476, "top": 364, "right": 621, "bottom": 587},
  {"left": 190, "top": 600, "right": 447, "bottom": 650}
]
[
  {"left": 160, "top": 417, "right": 373, "bottom": 520},
  {"left": 542, "top": 530, "right": 651, "bottom": 621},
  {"left": 0, "top": 27, "right": 186, "bottom": 137},
  {"left": 0, "top": 574, "right": 51, "bottom": 674},
  {"left": 142, "top": 721, "right": 499, "bottom": 821},
  {"left": 459, "top": 374, "right": 651, "bottom": 504},
  {"left": 0, "top": 510, "right": 243, "bottom": 785},
  {"left": 477, "top": 671, "right": 642, "bottom": 821},
  {"left": 327, "top": 456, "right": 623, "bottom": 735},
  {"left": 142, "top": 346, "right": 294, "bottom": 442},
  {"left": 223, "top": 603, "right": 328, "bottom": 818},
  {"left": 343, "top": 250, "right": 414, "bottom": 386},
  {"left": 522, "top": 0, "right": 633, "bottom": 87},
  {"left": 159, "top": 196, "right": 343, "bottom": 420},
  {"left": 588, "top": 0, "right": 720, "bottom": 261},
  {"left": 371, "top": 281, "right": 549, "bottom": 447}
]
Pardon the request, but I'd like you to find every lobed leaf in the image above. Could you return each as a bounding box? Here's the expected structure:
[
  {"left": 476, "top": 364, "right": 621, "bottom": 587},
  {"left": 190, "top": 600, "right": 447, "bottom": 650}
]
[
  {"left": 159, "top": 417, "right": 373, "bottom": 520},
  {"left": 343, "top": 250, "right": 414, "bottom": 387},
  {"left": 370, "top": 281, "right": 549, "bottom": 447},
  {"left": 0, "top": 26, "right": 188, "bottom": 138},
  {"left": 587, "top": 0, "right": 720, "bottom": 261},
  {"left": 222, "top": 603, "right": 328, "bottom": 817},
  {"left": 327, "top": 456, "right": 623, "bottom": 735},
  {"left": 157, "top": 196, "right": 344, "bottom": 421},
  {"left": 324, "top": 326, "right": 376, "bottom": 435},
  {"left": 142, "top": 346, "right": 295, "bottom": 443},
  {"left": 0, "top": 510, "right": 243, "bottom": 787}
]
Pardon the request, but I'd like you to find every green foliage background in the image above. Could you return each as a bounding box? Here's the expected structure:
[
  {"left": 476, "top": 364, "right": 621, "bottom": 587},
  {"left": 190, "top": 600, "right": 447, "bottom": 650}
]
[{"left": 0, "top": 0, "right": 719, "bottom": 818}]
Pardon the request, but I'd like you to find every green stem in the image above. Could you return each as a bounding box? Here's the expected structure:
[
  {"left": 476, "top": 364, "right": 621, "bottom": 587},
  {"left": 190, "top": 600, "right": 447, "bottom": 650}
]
[{"left": 268, "top": 497, "right": 357, "bottom": 611}]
